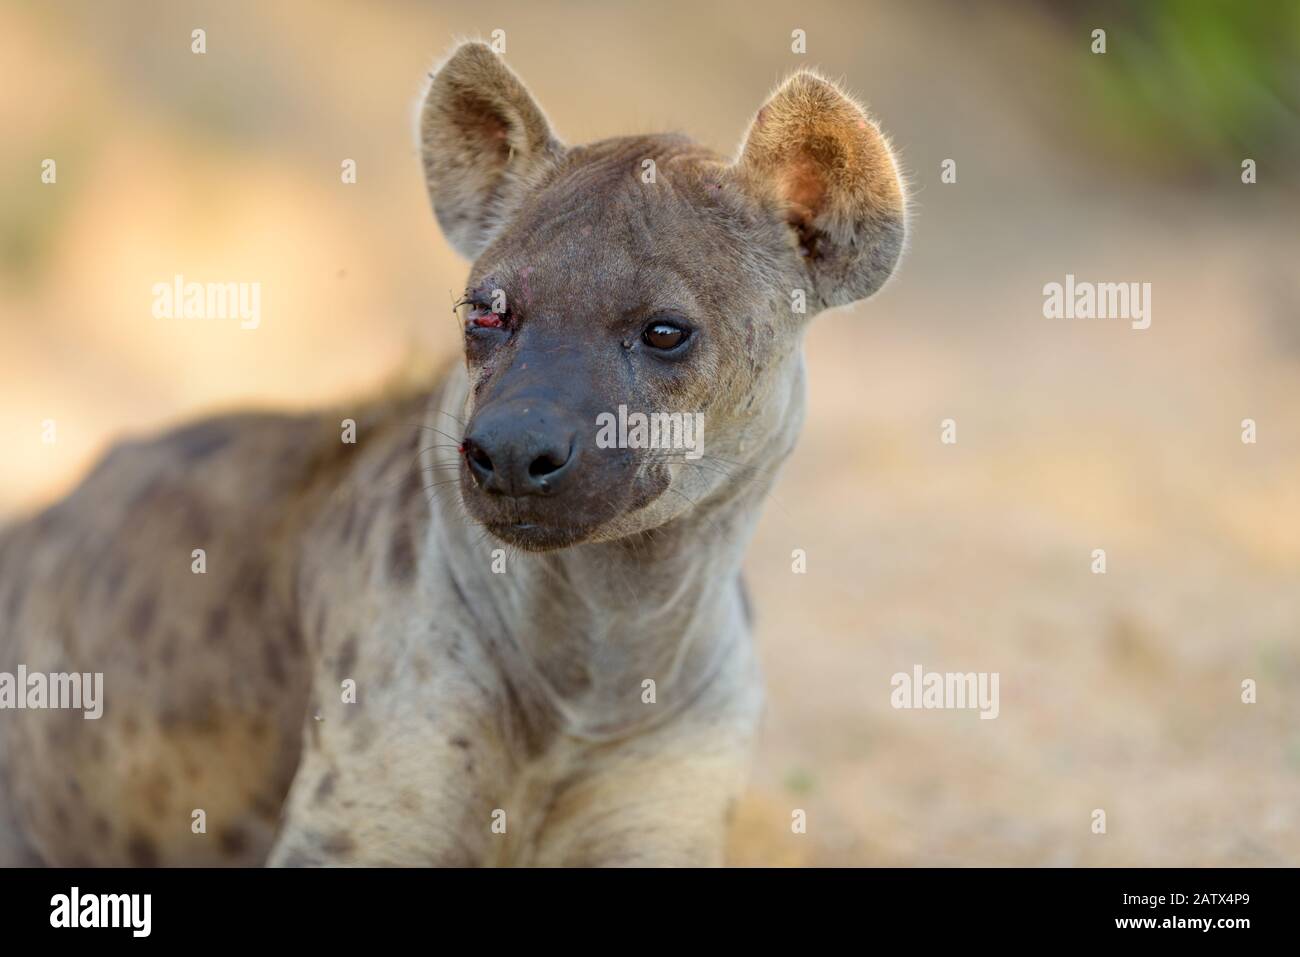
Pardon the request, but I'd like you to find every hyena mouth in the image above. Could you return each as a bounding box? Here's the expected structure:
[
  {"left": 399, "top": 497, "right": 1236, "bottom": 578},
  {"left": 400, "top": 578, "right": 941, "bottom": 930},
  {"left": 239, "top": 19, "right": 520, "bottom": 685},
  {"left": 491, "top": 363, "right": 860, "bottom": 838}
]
[{"left": 484, "top": 519, "right": 597, "bottom": 552}]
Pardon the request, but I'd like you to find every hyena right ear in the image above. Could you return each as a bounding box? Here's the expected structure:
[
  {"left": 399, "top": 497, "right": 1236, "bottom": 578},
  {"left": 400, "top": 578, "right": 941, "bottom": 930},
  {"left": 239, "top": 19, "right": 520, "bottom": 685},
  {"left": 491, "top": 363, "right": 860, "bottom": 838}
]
[
  {"left": 418, "top": 42, "right": 565, "bottom": 259},
  {"left": 734, "top": 70, "right": 907, "bottom": 312}
]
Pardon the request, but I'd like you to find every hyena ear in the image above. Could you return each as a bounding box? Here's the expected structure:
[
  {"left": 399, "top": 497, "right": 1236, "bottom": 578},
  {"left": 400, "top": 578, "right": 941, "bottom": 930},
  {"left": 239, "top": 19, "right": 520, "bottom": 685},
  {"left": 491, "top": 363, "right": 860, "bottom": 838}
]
[
  {"left": 735, "top": 70, "right": 906, "bottom": 311},
  {"left": 419, "top": 42, "right": 564, "bottom": 259}
]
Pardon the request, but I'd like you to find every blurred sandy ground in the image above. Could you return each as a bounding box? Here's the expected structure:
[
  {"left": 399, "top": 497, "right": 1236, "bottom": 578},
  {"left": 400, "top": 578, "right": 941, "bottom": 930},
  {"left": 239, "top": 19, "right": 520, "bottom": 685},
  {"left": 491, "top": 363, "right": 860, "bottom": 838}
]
[{"left": 1, "top": 0, "right": 1297, "bottom": 865}]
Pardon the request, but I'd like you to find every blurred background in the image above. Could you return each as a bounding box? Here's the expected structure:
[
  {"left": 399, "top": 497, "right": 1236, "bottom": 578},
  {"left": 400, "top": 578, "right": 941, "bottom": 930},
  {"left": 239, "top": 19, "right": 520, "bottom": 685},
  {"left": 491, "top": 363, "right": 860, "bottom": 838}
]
[{"left": 1, "top": 0, "right": 1297, "bottom": 865}]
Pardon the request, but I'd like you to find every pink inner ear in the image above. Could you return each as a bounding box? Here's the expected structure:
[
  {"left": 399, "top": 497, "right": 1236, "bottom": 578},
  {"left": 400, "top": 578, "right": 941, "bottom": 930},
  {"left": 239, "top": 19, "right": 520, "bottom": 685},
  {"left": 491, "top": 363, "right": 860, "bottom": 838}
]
[
  {"left": 779, "top": 155, "right": 826, "bottom": 225},
  {"left": 454, "top": 94, "right": 513, "bottom": 160}
]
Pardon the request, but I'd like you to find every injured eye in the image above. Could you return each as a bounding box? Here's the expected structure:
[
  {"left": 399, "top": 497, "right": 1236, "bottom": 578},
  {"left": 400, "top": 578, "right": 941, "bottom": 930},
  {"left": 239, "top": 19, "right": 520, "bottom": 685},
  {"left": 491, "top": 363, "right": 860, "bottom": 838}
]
[
  {"left": 642, "top": 321, "right": 691, "bottom": 352},
  {"left": 458, "top": 297, "right": 511, "bottom": 362},
  {"left": 467, "top": 304, "right": 506, "bottom": 329},
  {"left": 456, "top": 281, "right": 513, "bottom": 330}
]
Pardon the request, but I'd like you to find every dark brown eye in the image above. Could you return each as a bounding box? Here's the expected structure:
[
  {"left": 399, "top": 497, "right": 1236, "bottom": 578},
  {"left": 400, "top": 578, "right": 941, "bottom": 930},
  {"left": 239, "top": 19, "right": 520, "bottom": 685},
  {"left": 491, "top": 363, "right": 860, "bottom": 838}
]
[{"left": 642, "top": 321, "right": 689, "bottom": 351}]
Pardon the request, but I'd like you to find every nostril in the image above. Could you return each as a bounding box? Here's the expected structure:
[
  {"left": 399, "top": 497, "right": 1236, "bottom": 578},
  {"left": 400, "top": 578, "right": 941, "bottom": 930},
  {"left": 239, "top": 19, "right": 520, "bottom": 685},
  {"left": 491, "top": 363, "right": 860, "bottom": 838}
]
[
  {"left": 463, "top": 439, "right": 494, "bottom": 474},
  {"left": 528, "top": 448, "right": 569, "bottom": 479}
]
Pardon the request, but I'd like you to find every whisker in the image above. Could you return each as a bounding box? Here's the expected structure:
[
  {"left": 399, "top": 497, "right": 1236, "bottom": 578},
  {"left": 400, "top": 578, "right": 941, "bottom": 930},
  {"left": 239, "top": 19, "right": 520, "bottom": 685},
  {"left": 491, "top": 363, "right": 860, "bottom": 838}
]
[{"left": 413, "top": 424, "right": 465, "bottom": 445}]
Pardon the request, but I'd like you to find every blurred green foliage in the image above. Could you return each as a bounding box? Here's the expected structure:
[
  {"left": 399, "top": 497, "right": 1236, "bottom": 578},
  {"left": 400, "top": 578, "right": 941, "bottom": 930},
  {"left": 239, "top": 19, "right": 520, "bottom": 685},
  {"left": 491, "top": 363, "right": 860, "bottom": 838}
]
[{"left": 1072, "top": 0, "right": 1300, "bottom": 178}]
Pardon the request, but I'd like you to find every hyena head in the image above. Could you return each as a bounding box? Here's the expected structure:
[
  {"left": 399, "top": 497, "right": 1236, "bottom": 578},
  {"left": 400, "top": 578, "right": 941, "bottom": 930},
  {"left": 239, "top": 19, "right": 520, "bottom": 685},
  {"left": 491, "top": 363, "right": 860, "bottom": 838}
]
[{"left": 419, "top": 42, "right": 906, "bottom": 551}]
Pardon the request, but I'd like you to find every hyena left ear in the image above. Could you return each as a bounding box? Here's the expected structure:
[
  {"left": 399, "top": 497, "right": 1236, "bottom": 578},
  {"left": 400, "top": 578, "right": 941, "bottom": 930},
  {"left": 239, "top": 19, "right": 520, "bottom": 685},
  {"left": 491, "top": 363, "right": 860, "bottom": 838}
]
[
  {"left": 419, "top": 41, "right": 565, "bottom": 260},
  {"left": 734, "top": 70, "right": 907, "bottom": 311}
]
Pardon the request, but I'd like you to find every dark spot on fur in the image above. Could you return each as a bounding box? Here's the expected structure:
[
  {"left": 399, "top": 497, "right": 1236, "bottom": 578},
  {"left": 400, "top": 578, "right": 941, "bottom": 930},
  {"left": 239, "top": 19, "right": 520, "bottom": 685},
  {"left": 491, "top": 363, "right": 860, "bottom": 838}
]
[
  {"left": 264, "top": 641, "right": 286, "bottom": 683},
  {"left": 142, "top": 772, "right": 173, "bottom": 815},
  {"left": 387, "top": 526, "right": 417, "bottom": 583},
  {"left": 339, "top": 497, "right": 358, "bottom": 544},
  {"left": 170, "top": 420, "right": 235, "bottom": 462},
  {"left": 181, "top": 498, "right": 212, "bottom": 540},
  {"left": 127, "top": 832, "right": 159, "bottom": 867},
  {"left": 218, "top": 826, "right": 249, "bottom": 857},
  {"left": 187, "top": 682, "right": 220, "bottom": 732},
  {"left": 253, "top": 795, "right": 281, "bottom": 822},
  {"left": 238, "top": 561, "right": 267, "bottom": 608},
  {"left": 4, "top": 585, "right": 22, "bottom": 622},
  {"left": 450, "top": 736, "right": 471, "bottom": 750},
  {"left": 313, "top": 771, "right": 337, "bottom": 804},
  {"left": 399, "top": 465, "right": 423, "bottom": 510},
  {"left": 283, "top": 615, "right": 305, "bottom": 655},
  {"left": 160, "top": 629, "right": 180, "bottom": 666},
  {"left": 206, "top": 605, "right": 229, "bottom": 644},
  {"left": 356, "top": 501, "right": 380, "bottom": 552},
  {"left": 93, "top": 815, "right": 111, "bottom": 840},
  {"left": 446, "top": 566, "right": 474, "bottom": 618},
  {"left": 336, "top": 635, "right": 358, "bottom": 682},
  {"left": 321, "top": 831, "right": 356, "bottom": 857},
  {"left": 128, "top": 592, "right": 157, "bottom": 638}
]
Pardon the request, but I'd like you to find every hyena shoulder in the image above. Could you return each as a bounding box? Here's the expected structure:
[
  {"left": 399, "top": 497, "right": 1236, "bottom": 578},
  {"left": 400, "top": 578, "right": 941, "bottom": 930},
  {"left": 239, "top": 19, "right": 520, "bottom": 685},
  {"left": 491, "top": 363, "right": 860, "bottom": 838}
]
[{"left": 0, "top": 394, "right": 420, "bottom": 866}]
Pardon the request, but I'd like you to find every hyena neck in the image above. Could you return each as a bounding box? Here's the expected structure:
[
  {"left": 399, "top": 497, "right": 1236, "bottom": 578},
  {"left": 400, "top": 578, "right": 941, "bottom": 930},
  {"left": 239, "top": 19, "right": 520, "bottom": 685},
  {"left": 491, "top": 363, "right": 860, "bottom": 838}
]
[{"left": 420, "top": 364, "right": 764, "bottom": 737}]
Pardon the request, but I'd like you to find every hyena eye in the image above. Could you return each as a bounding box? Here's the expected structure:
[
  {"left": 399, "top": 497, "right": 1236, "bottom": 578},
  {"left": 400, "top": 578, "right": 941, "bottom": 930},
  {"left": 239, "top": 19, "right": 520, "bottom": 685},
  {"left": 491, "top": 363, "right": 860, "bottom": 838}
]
[
  {"left": 467, "top": 304, "right": 506, "bottom": 329},
  {"left": 642, "top": 321, "right": 690, "bottom": 352}
]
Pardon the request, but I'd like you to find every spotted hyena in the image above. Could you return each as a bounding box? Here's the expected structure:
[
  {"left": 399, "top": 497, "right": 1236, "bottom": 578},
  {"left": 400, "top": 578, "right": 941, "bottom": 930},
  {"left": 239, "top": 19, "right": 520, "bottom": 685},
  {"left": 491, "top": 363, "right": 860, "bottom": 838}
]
[{"left": 0, "top": 42, "right": 905, "bottom": 866}]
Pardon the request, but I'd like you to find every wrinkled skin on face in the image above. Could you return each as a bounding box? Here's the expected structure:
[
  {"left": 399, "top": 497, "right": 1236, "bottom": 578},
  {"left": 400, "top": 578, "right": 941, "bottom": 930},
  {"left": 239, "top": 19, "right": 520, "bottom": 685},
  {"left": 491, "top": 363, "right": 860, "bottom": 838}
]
[{"left": 419, "top": 44, "right": 906, "bottom": 551}]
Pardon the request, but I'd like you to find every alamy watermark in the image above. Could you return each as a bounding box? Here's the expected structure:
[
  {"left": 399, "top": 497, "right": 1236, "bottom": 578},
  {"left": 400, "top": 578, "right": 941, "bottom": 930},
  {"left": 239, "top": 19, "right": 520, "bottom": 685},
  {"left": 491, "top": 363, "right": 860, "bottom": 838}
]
[
  {"left": 595, "top": 404, "right": 705, "bottom": 460},
  {"left": 1043, "top": 273, "right": 1151, "bottom": 330},
  {"left": 0, "top": 666, "right": 103, "bottom": 719},
  {"left": 890, "top": 665, "right": 999, "bottom": 719},
  {"left": 152, "top": 274, "right": 261, "bottom": 329},
  {"left": 50, "top": 887, "right": 150, "bottom": 937}
]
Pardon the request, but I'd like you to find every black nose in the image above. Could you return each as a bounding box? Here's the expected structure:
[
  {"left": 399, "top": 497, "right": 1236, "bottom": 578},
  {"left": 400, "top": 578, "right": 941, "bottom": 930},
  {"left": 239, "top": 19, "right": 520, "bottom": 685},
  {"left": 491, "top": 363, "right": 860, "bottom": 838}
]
[{"left": 462, "top": 402, "right": 577, "bottom": 497}]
